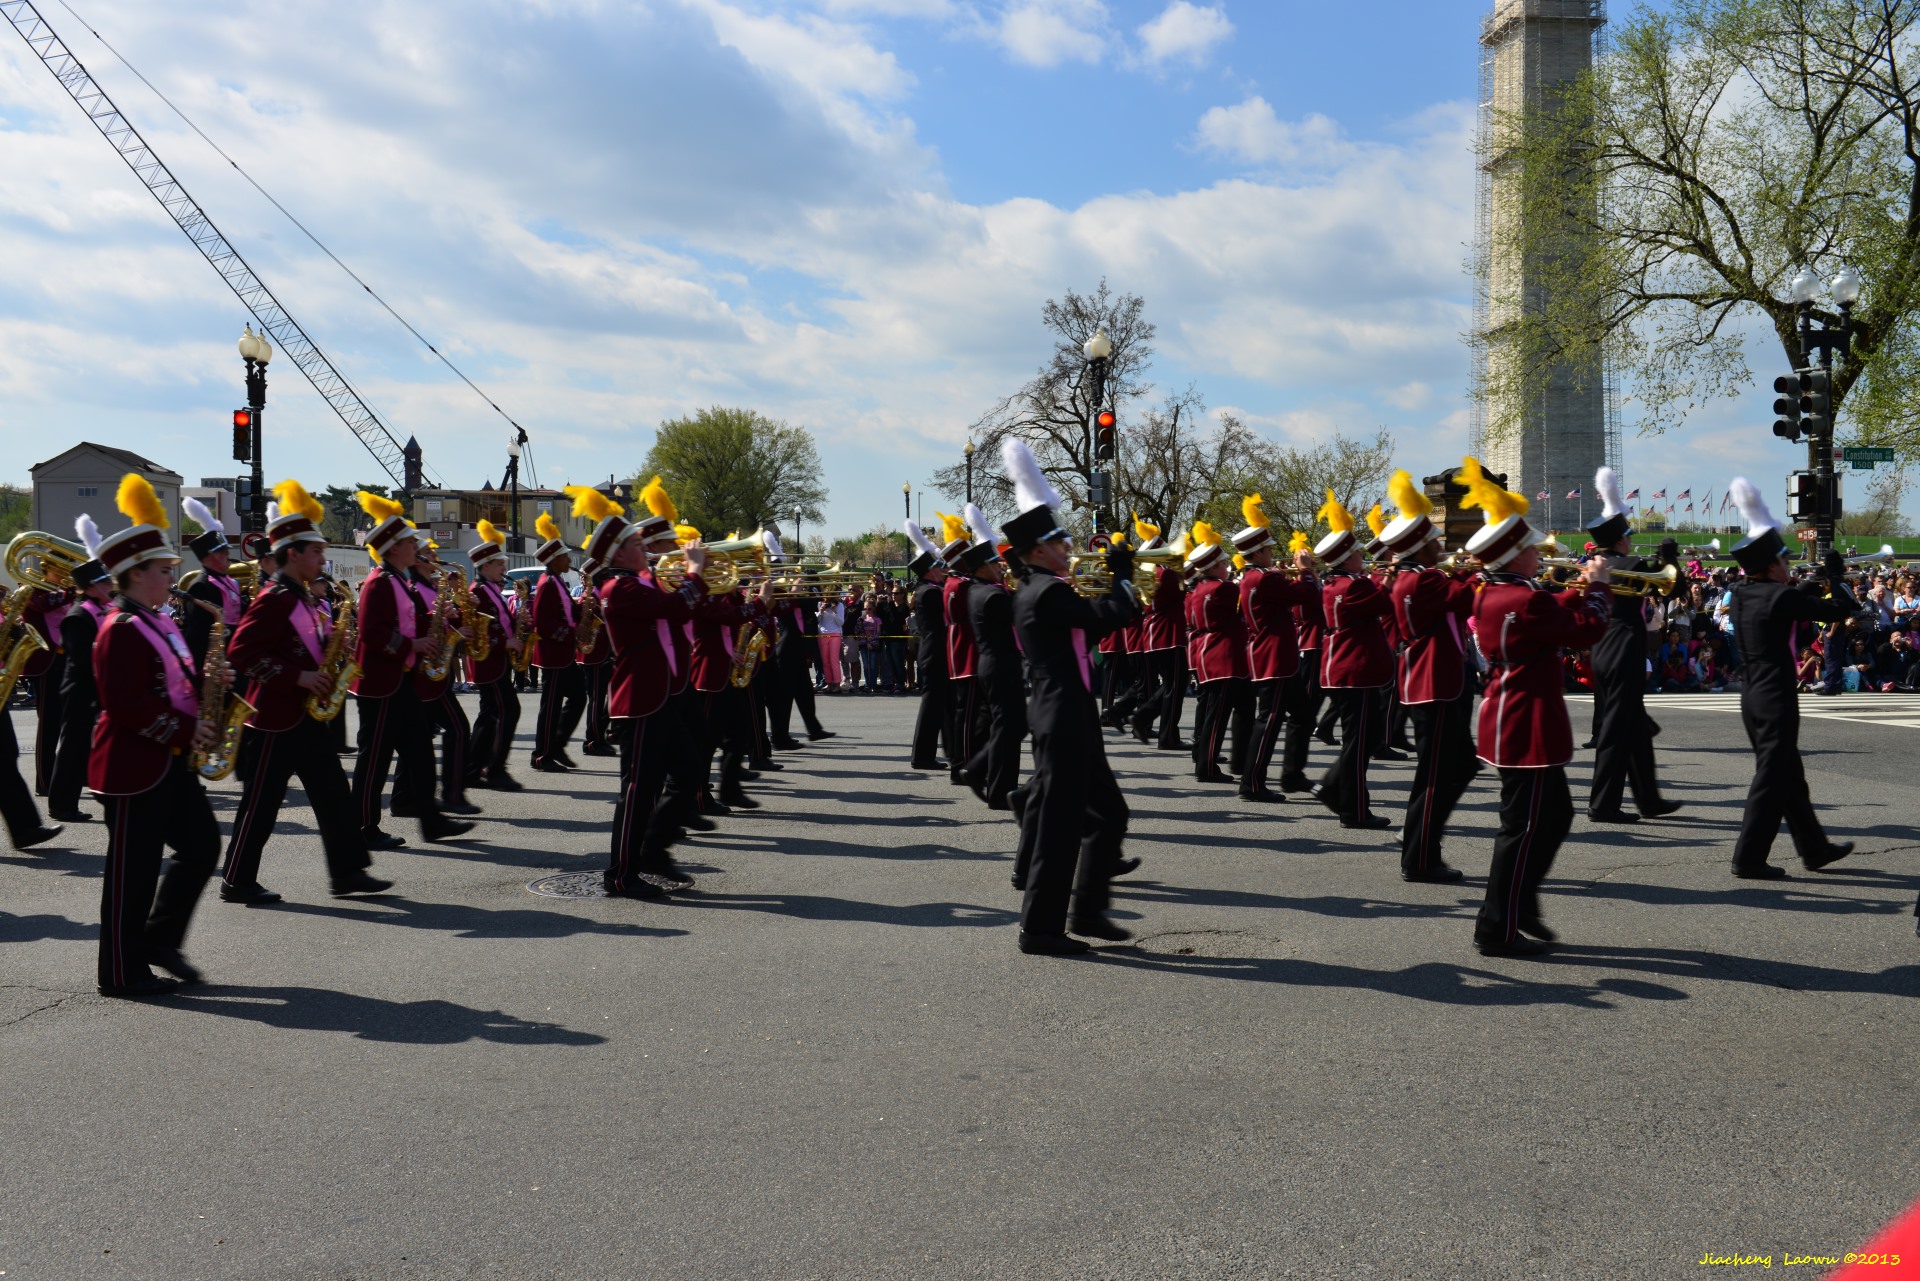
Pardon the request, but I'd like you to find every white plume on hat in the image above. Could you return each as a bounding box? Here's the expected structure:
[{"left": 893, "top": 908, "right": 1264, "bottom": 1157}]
[
  {"left": 181, "top": 494, "right": 224, "bottom": 536},
  {"left": 1001, "top": 438, "right": 1064, "bottom": 513},
  {"left": 1729, "top": 476, "right": 1776, "bottom": 536},
  {"left": 266, "top": 502, "right": 281, "bottom": 523},
  {"left": 1596, "top": 466, "right": 1626, "bottom": 519},
  {"left": 74, "top": 513, "right": 102, "bottom": 558},
  {"left": 964, "top": 502, "right": 997, "bottom": 547},
  {"left": 762, "top": 528, "right": 786, "bottom": 560},
  {"left": 903, "top": 519, "right": 939, "bottom": 559}
]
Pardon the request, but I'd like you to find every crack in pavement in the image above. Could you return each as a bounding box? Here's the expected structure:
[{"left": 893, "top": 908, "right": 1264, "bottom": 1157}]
[{"left": 0, "top": 985, "right": 80, "bottom": 1028}]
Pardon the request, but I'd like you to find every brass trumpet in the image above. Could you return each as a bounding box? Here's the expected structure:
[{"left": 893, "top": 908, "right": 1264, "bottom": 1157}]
[
  {"left": 1069, "top": 543, "right": 1189, "bottom": 596},
  {"left": 1541, "top": 559, "right": 1680, "bottom": 597},
  {"left": 657, "top": 531, "right": 769, "bottom": 592},
  {"left": 5, "top": 531, "right": 89, "bottom": 594}
]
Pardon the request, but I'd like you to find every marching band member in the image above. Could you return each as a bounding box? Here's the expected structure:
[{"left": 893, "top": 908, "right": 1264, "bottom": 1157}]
[
  {"left": 1105, "top": 516, "right": 1158, "bottom": 732},
  {"left": 961, "top": 503, "right": 1023, "bottom": 810},
  {"left": 577, "top": 550, "right": 617, "bottom": 759},
  {"left": 903, "top": 520, "right": 953, "bottom": 771},
  {"left": 1096, "top": 531, "right": 1133, "bottom": 725},
  {"left": 1584, "top": 466, "right": 1680, "bottom": 823},
  {"left": 1183, "top": 522, "right": 1250, "bottom": 786},
  {"left": 89, "top": 475, "right": 221, "bottom": 996},
  {"left": 348, "top": 492, "right": 471, "bottom": 850},
  {"left": 1725, "top": 478, "right": 1858, "bottom": 878},
  {"left": 1000, "top": 439, "right": 1140, "bottom": 954},
  {"left": 394, "top": 540, "right": 479, "bottom": 817},
  {"left": 1364, "top": 504, "right": 1411, "bottom": 764},
  {"left": 1278, "top": 531, "right": 1326, "bottom": 793},
  {"left": 767, "top": 527, "right": 832, "bottom": 749},
  {"left": 1459, "top": 459, "right": 1611, "bottom": 956},
  {"left": 220, "top": 481, "right": 389, "bottom": 904},
  {"left": 1379, "top": 471, "right": 1476, "bottom": 882},
  {"left": 529, "top": 513, "right": 585, "bottom": 772},
  {"left": 1, "top": 581, "right": 62, "bottom": 847},
  {"left": 937, "top": 512, "right": 979, "bottom": 784},
  {"left": 1228, "top": 498, "right": 1319, "bottom": 802},
  {"left": 1129, "top": 523, "right": 1189, "bottom": 751},
  {"left": 687, "top": 550, "right": 773, "bottom": 813},
  {"left": 180, "top": 495, "right": 247, "bottom": 669},
  {"left": 46, "top": 520, "right": 113, "bottom": 823},
  {"left": 22, "top": 567, "right": 70, "bottom": 799},
  {"left": 1312, "top": 492, "right": 1393, "bottom": 829},
  {"left": 464, "top": 521, "right": 525, "bottom": 793},
  {"left": 631, "top": 483, "right": 727, "bottom": 835}
]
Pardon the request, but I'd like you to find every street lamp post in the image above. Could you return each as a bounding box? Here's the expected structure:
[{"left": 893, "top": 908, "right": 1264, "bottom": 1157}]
[
  {"left": 902, "top": 482, "right": 911, "bottom": 524},
  {"left": 1791, "top": 266, "right": 1862, "bottom": 559},
  {"left": 237, "top": 325, "right": 273, "bottom": 534},
  {"left": 505, "top": 431, "right": 526, "bottom": 553},
  {"left": 1083, "top": 329, "right": 1113, "bottom": 536},
  {"left": 964, "top": 438, "right": 975, "bottom": 504}
]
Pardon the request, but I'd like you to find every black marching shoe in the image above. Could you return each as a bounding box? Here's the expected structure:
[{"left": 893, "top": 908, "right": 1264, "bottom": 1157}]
[
  {"left": 441, "top": 799, "right": 483, "bottom": 817},
  {"left": 1402, "top": 864, "right": 1465, "bottom": 884},
  {"left": 1475, "top": 936, "right": 1550, "bottom": 958},
  {"left": 331, "top": 873, "right": 393, "bottom": 897},
  {"left": 486, "top": 773, "right": 525, "bottom": 793},
  {"left": 1131, "top": 725, "right": 1154, "bottom": 744},
  {"left": 462, "top": 772, "right": 489, "bottom": 792},
  {"left": 1018, "top": 931, "right": 1090, "bottom": 956},
  {"left": 910, "top": 758, "right": 942, "bottom": 771},
  {"left": 720, "top": 791, "right": 761, "bottom": 810},
  {"left": 1341, "top": 814, "right": 1394, "bottom": 831},
  {"left": 1238, "top": 788, "right": 1286, "bottom": 803},
  {"left": 647, "top": 862, "right": 696, "bottom": 891},
  {"left": 1587, "top": 809, "right": 1639, "bottom": 824},
  {"left": 701, "top": 798, "right": 733, "bottom": 818},
  {"left": 683, "top": 813, "right": 717, "bottom": 833},
  {"left": 1371, "top": 747, "right": 1409, "bottom": 762},
  {"left": 1640, "top": 798, "right": 1683, "bottom": 819},
  {"left": 1733, "top": 862, "right": 1788, "bottom": 880},
  {"left": 1517, "top": 918, "right": 1558, "bottom": 943},
  {"left": 605, "top": 879, "right": 668, "bottom": 900},
  {"left": 1008, "top": 788, "right": 1028, "bottom": 827},
  {"left": 1314, "top": 727, "right": 1338, "bottom": 746},
  {"left": 220, "top": 882, "right": 283, "bottom": 905},
  {"left": 582, "top": 741, "right": 619, "bottom": 757},
  {"left": 364, "top": 829, "right": 407, "bottom": 851},
  {"left": 147, "top": 947, "right": 204, "bottom": 985},
  {"left": 15, "top": 824, "right": 64, "bottom": 850},
  {"left": 808, "top": 729, "right": 837, "bottom": 741},
  {"left": 772, "top": 738, "right": 804, "bottom": 751},
  {"left": 99, "top": 974, "right": 180, "bottom": 999},
  {"left": 1069, "top": 916, "right": 1133, "bottom": 942},
  {"left": 555, "top": 751, "right": 580, "bottom": 770},
  {"left": 421, "top": 818, "right": 474, "bottom": 844},
  {"left": 1278, "top": 772, "right": 1313, "bottom": 794},
  {"left": 1196, "top": 769, "right": 1235, "bottom": 785},
  {"left": 1803, "top": 841, "right": 1854, "bottom": 872},
  {"left": 530, "top": 758, "right": 569, "bottom": 773},
  {"left": 388, "top": 800, "right": 424, "bottom": 819},
  {"left": 1110, "top": 856, "right": 1141, "bottom": 878},
  {"left": 46, "top": 809, "right": 91, "bottom": 823}
]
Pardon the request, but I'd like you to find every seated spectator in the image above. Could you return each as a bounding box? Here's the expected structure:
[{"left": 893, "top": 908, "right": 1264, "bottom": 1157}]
[
  {"left": 1796, "top": 645, "right": 1820, "bottom": 691},
  {"left": 1892, "top": 575, "right": 1919, "bottom": 627},
  {"left": 1875, "top": 629, "right": 1919, "bottom": 690},
  {"left": 1657, "top": 628, "right": 1698, "bottom": 692},
  {"left": 1844, "top": 635, "right": 1880, "bottom": 691},
  {"left": 1692, "top": 635, "right": 1730, "bottom": 692}
]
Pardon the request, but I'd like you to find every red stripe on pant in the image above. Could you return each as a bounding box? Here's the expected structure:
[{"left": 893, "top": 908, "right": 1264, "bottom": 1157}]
[
  {"left": 1413, "top": 701, "right": 1442, "bottom": 872},
  {"left": 106, "top": 798, "right": 131, "bottom": 988},
  {"left": 1505, "top": 771, "right": 1543, "bottom": 944},
  {"left": 612, "top": 719, "right": 647, "bottom": 887},
  {"left": 222, "top": 730, "right": 278, "bottom": 886},
  {"left": 359, "top": 698, "right": 390, "bottom": 830}
]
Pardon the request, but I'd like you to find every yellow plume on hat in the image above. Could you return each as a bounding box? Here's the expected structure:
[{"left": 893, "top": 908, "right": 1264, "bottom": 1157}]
[
  {"left": 535, "top": 512, "right": 561, "bottom": 543},
  {"left": 273, "top": 479, "right": 322, "bottom": 525},
  {"left": 1133, "top": 511, "right": 1160, "bottom": 544},
  {"left": 1458, "top": 456, "right": 1528, "bottom": 524},
  {"left": 477, "top": 519, "right": 506, "bottom": 547},
  {"left": 1232, "top": 552, "right": 1246, "bottom": 571},
  {"left": 937, "top": 511, "right": 968, "bottom": 545},
  {"left": 1387, "top": 469, "right": 1431, "bottom": 520},
  {"left": 640, "top": 475, "right": 677, "bottom": 524},
  {"left": 358, "top": 490, "right": 405, "bottom": 523},
  {"left": 1242, "top": 493, "right": 1270, "bottom": 530},
  {"left": 1110, "top": 530, "right": 1129, "bottom": 550},
  {"left": 1191, "top": 520, "right": 1222, "bottom": 548},
  {"left": 675, "top": 524, "right": 701, "bottom": 544},
  {"left": 1316, "top": 489, "right": 1354, "bottom": 535},
  {"left": 1366, "top": 504, "right": 1386, "bottom": 537},
  {"left": 115, "top": 473, "right": 169, "bottom": 530},
  {"left": 1288, "top": 530, "right": 1311, "bottom": 555},
  {"left": 565, "top": 485, "right": 622, "bottom": 524}
]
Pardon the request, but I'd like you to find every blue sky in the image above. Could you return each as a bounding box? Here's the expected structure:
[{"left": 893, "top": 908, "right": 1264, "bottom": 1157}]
[{"left": 0, "top": 0, "right": 1856, "bottom": 542}]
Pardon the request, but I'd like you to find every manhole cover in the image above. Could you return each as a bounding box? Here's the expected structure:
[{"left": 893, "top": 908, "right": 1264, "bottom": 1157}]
[{"left": 527, "top": 872, "right": 608, "bottom": 899}]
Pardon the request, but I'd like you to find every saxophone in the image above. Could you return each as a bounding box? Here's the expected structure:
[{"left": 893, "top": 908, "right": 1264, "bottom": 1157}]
[
  {"left": 0, "top": 585, "right": 48, "bottom": 708},
  {"left": 307, "top": 580, "right": 361, "bottom": 722},
  {"left": 459, "top": 575, "right": 490, "bottom": 664},
  {"left": 510, "top": 580, "right": 535, "bottom": 674},
  {"left": 181, "top": 595, "right": 255, "bottom": 782},
  {"left": 574, "top": 578, "right": 605, "bottom": 651},
  {"left": 729, "top": 619, "right": 770, "bottom": 689},
  {"left": 420, "top": 569, "right": 464, "bottom": 683}
]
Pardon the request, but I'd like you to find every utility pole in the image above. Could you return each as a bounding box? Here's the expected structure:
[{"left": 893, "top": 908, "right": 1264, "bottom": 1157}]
[{"left": 1083, "top": 329, "right": 1114, "bottom": 536}]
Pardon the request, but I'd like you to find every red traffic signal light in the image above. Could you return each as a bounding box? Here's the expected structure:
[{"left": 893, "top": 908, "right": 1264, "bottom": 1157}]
[
  {"left": 232, "top": 408, "right": 252, "bottom": 429},
  {"left": 232, "top": 407, "right": 253, "bottom": 462},
  {"left": 1097, "top": 410, "right": 1116, "bottom": 430},
  {"left": 1095, "top": 409, "right": 1117, "bottom": 460}
]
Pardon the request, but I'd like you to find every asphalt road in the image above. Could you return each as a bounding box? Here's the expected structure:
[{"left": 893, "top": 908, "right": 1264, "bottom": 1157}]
[{"left": 2, "top": 689, "right": 1916, "bottom": 1280}]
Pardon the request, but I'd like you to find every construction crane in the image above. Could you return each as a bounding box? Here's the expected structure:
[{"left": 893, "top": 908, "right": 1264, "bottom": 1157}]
[{"left": 1, "top": 0, "right": 434, "bottom": 492}]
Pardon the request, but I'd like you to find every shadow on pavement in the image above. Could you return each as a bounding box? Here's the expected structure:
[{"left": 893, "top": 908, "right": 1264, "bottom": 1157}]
[
  {"left": 673, "top": 892, "right": 1017, "bottom": 928},
  {"left": 1097, "top": 948, "right": 1647, "bottom": 1008},
  {"left": 173, "top": 985, "right": 608, "bottom": 1044},
  {"left": 0, "top": 909, "right": 96, "bottom": 943},
  {"left": 269, "top": 897, "right": 689, "bottom": 941}
]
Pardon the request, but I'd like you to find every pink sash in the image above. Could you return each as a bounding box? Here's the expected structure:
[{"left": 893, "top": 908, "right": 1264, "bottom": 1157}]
[
  {"left": 212, "top": 574, "right": 245, "bottom": 625},
  {"left": 387, "top": 573, "right": 419, "bottom": 669},
  {"left": 292, "top": 598, "right": 326, "bottom": 664},
  {"left": 125, "top": 609, "right": 200, "bottom": 718},
  {"left": 1071, "top": 629, "right": 1091, "bottom": 691}
]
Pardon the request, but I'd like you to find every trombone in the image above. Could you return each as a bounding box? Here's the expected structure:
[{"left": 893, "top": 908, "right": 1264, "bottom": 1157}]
[
  {"left": 656, "top": 530, "right": 769, "bottom": 592},
  {"left": 1540, "top": 558, "right": 1680, "bottom": 597},
  {"left": 1069, "top": 542, "right": 1190, "bottom": 596},
  {"left": 5, "top": 531, "right": 89, "bottom": 594},
  {"left": 1846, "top": 543, "right": 1896, "bottom": 566}
]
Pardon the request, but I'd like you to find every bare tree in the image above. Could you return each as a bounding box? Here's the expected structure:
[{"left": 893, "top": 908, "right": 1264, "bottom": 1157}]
[
  {"left": 1111, "top": 388, "right": 1263, "bottom": 536},
  {"left": 1250, "top": 430, "right": 1399, "bottom": 540}
]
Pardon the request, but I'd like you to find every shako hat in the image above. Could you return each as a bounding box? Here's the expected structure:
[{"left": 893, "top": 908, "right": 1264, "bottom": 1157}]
[
  {"left": 1379, "top": 470, "right": 1440, "bottom": 556},
  {"left": 181, "top": 494, "right": 229, "bottom": 561},
  {"left": 1313, "top": 490, "right": 1359, "bottom": 565},
  {"left": 1459, "top": 457, "right": 1537, "bottom": 570},
  {"left": 95, "top": 474, "right": 181, "bottom": 576},
  {"left": 1586, "top": 467, "right": 1631, "bottom": 548},
  {"left": 1231, "top": 495, "right": 1274, "bottom": 556},
  {"left": 997, "top": 439, "right": 1068, "bottom": 554},
  {"left": 1728, "top": 477, "right": 1791, "bottom": 574}
]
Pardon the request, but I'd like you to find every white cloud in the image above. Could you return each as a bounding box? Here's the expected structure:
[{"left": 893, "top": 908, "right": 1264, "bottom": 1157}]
[
  {"left": 993, "top": 0, "right": 1110, "bottom": 68},
  {"left": 1195, "top": 96, "right": 1353, "bottom": 169},
  {"left": 1137, "top": 2, "right": 1233, "bottom": 68}
]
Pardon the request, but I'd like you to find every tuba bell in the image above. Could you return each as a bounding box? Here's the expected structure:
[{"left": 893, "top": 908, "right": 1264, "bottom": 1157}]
[
  {"left": 1846, "top": 544, "right": 1896, "bottom": 566},
  {"left": 5, "top": 531, "right": 89, "bottom": 594}
]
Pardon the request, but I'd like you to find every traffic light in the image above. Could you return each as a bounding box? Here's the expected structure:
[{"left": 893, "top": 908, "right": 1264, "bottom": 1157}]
[
  {"left": 1771, "top": 375, "right": 1802, "bottom": 442},
  {"left": 234, "top": 474, "right": 256, "bottom": 515},
  {"left": 1786, "top": 471, "right": 1818, "bottom": 521},
  {"left": 1095, "top": 408, "right": 1117, "bottom": 459},
  {"left": 1802, "top": 367, "right": 1831, "bottom": 438},
  {"left": 231, "top": 407, "right": 253, "bottom": 461}
]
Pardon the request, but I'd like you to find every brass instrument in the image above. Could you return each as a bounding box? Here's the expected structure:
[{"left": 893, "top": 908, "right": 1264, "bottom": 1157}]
[
  {"left": 1847, "top": 543, "right": 1896, "bottom": 566},
  {"left": 573, "top": 578, "right": 604, "bottom": 652},
  {"left": 457, "top": 574, "right": 490, "bottom": 664},
  {"left": 1681, "top": 538, "right": 1722, "bottom": 557},
  {"left": 307, "top": 579, "right": 361, "bottom": 722},
  {"left": 177, "top": 562, "right": 259, "bottom": 598},
  {"left": 1436, "top": 550, "right": 1483, "bottom": 572},
  {"left": 729, "top": 620, "right": 770, "bottom": 688},
  {"left": 1069, "top": 544, "right": 1188, "bottom": 596},
  {"left": 420, "top": 569, "right": 465, "bottom": 683},
  {"left": 1540, "top": 559, "right": 1680, "bottom": 598},
  {"left": 176, "top": 593, "right": 255, "bottom": 781},
  {"left": 0, "top": 585, "right": 48, "bottom": 707},
  {"left": 5, "top": 531, "right": 88, "bottom": 593},
  {"left": 510, "top": 580, "right": 536, "bottom": 674},
  {"left": 658, "top": 530, "right": 769, "bottom": 592}
]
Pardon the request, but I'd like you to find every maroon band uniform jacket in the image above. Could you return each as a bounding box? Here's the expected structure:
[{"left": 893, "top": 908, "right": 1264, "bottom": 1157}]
[
  {"left": 532, "top": 571, "right": 577, "bottom": 670},
  {"left": 1142, "top": 567, "right": 1186, "bottom": 653},
  {"left": 227, "top": 574, "right": 326, "bottom": 733},
  {"left": 1241, "top": 567, "right": 1318, "bottom": 683},
  {"left": 944, "top": 577, "right": 977, "bottom": 680},
  {"left": 1184, "top": 576, "right": 1250, "bottom": 684},
  {"left": 1473, "top": 574, "right": 1610, "bottom": 769},
  {"left": 350, "top": 567, "right": 427, "bottom": 700},
  {"left": 600, "top": 567, "right": 706, "bottom": 720},
  {"left": 1319, "top": 571, "right": 1393, "bottom": 689},
  {"left": 1392, "top": 567, "right": 1478, "bottom": 705},
  {"left": 690, "top": 592, "right": 768, "bottom": 694},
  {"left": 88, "top": 601, "right": 199, "bottom": 796},
  {"left": 1293, "top": 575, "right": 1326, "bottom": 655},
  {"left": 22, "top": 588, "right": 68, "bottom": 677},
  {"left": 467, "top": 578, "right": 515, "bottom": 686}
]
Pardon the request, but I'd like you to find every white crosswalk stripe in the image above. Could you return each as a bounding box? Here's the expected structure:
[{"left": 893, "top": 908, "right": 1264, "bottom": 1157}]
[{"left": 1565, "top": 692, "right": 1920, "bottom": 729}]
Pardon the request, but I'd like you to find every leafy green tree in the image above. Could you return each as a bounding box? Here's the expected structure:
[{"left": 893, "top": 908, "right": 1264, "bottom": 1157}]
[
  {"left": 0, "top": 484, "right": 31, "bottom": 543},
  {"left": 632, "top": 407, "right": 827, "bottom": 537},
  {"left": 1483, "top": 0, "right": 1920, "bottom": 462},
  {"left": 827, "top": 526, "right": 910, "bottom": 565},
  {"left": 1247, "top": 430, "right": 1399, "bottom": 542},
  {"left": 320, "top": 483, "right": 388, "bottom": 543}
]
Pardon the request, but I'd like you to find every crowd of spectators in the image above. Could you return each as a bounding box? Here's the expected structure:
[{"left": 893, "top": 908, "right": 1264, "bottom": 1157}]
[{"left": 816, "top": 576, "right": 916, "bottom": 695}]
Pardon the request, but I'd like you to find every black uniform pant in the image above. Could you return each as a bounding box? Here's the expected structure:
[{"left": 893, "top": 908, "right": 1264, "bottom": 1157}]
[
  {"left": 1131, "top": 649, "right": 1187, "bottom": 748},
  {"left": 1019, "top": 720, "right": 1129, "bottom": 937},
  {"left": 223, "top": 718, "right": 371, "bottom": 890},
  {"left": 1193, "top": 677, "right": 1250, "bottom": 780},
  {"left": 1106, "top": 653, "right": 1146, "bottom": 725},
  {"left": 964, "top": 676, "right": 1026, "bottom": 806},
  {"left": 468, "top": 674, "right": 521, "bottom": 780},
  {"left": 397, "top": 690, "right": 469, "bottom": 807},
  {"left": 1231, "top": 674, "right": 1306, "bottom": 794},
  {"left": 608, "top": 709, "right": 682, "bottom": 890},
  {"left": 948, "top": 677, "right": 977, "bottom": 782},
  {"left": 0, "top": 714, "right": 46, "bottom": 845},
  {"left": 771, "top": 649, "right": 824, "bottom": 741},
  {"left": 1478, "top": 766, "right": 1572, "bottom": 947},
  {"left": 532, "top": 665, "right": 585, "bottom": 765},
  {"left": 48, "top": 689, "right": 95, "bottom": 816},
  {"left": 98, "top": 757, "right": 219, "bottom": 988},
  {"left": 33, "top": 659, "right": 65, "bottom": 795},
  {"left": 912, "top": 668, "right": 950, "bottom": 767},
  {"left": 583, "top": 663, "right": 611, "bottom": 749},
  {"left": 1316, "top": 687, "right": 1379, "bottom": 822},
  {"left": 1401, "top": 690, "right": 1477, "bottom": 876},
  {"left": 1282, "top": 653, "right": 1325, "bottom": 779},
  {"left": 351, "top": 687, "right": 441, "bottom": 834},
  {"left": 1100, "top": 651, "right": 1131, "bottom": 716},
  {"left": 1731, "top": 709, "right": 1831, "bottom": 868},
  {"left": 1588, "top": 668, "right": 1663, "bottom": 816},
  {"left": 696, "top": 686, "right": 751, "bottom": 799}
]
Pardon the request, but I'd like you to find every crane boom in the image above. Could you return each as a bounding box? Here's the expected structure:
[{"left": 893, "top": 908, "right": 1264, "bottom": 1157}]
[{"left": 1, "top": 0, "right": 429, "bottom": 489}]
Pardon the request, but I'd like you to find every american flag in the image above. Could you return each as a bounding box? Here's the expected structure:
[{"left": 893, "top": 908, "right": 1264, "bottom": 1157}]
[
  {"left": 1567, "top": 486, "right": 1582, "bottom": 500},
  {"left": 1625, "top": 488, "right": 1641, "bottom": 500},
  {"left": 1536, "top": 489, "right": 1549, "bottom": 501},
  {"left": 1652, "top": 488, "right": 1667, "bottom": 499},
  {"left": 1720, "top": 492, "right": 1733, "bottom": 512},
  {"left": 1677, "top": 488, "right": 1692, "bottom": 500}
]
